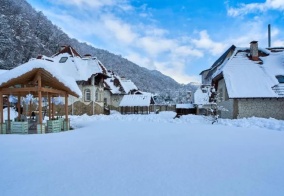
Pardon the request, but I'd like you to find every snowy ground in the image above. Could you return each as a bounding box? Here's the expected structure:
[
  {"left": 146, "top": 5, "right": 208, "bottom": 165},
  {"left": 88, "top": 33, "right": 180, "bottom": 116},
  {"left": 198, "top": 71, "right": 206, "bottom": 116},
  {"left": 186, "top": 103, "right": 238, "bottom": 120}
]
[{"left": 0, "top": 111, "right": 284, "bottom": 196}]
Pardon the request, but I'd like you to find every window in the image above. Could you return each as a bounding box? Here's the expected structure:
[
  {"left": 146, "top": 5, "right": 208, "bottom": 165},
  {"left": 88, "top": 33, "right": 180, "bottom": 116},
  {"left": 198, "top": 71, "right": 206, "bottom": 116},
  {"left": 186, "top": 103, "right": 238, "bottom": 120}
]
[
  {"left": 59, "top": 57, "right": 68, "bottom": 63},
  {"left": 95, "top": 89, "right": 99, "bottom": 101},
  {"left": 84, "top": 89, "right": 91, "bottom": 102},
  {"left": 276, "top": 75, "right": 284, "bottom": 83},
  {"left": 104, "top": 98, "right": 107, "bottom": 106}
]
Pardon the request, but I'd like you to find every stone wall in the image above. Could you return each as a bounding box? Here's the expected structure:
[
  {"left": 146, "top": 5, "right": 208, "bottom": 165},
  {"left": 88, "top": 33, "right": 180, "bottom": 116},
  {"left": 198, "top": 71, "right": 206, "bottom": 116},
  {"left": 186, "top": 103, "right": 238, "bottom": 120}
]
[
  {"left": 237, "top": 98, "right": 284, "bottom": 120},
  {"left": 68, "top": 101, "right": 104, "bottom": 115},
  {"left": 103, "top": 92, "right": 123, "bottom": 108},
  {"left": 219, "top": 99, "right": 235, "bottom": 119}
]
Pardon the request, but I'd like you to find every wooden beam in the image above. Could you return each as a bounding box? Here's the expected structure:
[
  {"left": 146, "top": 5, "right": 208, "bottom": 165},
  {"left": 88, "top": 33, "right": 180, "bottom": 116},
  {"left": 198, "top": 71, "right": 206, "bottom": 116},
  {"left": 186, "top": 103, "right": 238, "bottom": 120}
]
[
  {"left": 48, "top": 95, "right": 51, "bottom": 120},
  {"left": 32, "top": 70, "right": 41, "bottom": 85},
  {"left": 38, "top": 71, "right": 42, "bottom": 89},
  {"left": 1, "top": 87, "right": 39, "bottom": 94},
  {"left": 52, "top": 97, "right": 55, "bottom": 119},
  {"left": 38, "top": 73, "right": 43, "bottom": 133},
  {"left": 40, "top": 87, "right": 66, "bottom": 96},
  {"left": 29, "top": 100, "right": 32, "bottom": 118},
  {"left": 8, "top": 99, "right": 10, "bottom": 128},
  {"left": 41, "top": 87, "right": 79, "bottom": 98},
  {"left": 17, "top": 95, "right": 21, "bottom": 120},
  {"left": 38, "top": 90, "right": 42, "bottom": 133}
]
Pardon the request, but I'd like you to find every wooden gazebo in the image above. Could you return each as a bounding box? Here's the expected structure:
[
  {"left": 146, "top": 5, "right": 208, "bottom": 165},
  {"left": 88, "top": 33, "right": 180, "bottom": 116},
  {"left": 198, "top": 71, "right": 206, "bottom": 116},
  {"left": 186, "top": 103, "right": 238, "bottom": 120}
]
[{"left": 0, "top": 67, "right": 80, "bottom": 134}]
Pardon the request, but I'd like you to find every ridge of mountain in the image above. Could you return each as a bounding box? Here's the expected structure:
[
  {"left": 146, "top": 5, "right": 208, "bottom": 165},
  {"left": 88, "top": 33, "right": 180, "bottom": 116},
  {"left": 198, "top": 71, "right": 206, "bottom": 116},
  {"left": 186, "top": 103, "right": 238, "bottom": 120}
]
[{"left": 0, "top": 0, "right": 198, "bottom": 103}]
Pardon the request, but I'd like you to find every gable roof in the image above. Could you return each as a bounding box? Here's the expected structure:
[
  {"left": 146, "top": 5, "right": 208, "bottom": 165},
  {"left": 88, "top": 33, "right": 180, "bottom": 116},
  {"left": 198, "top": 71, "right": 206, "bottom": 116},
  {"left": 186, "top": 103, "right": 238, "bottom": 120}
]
[
  {"left": 53, "top": 45, "right": 81, "bottom": 58},
  {"left": 210, "top": 46, "right": 284, "bottom": 98},
  {"left": 205, "top": 45, "right": 236, "bottom": 80},
  {"left": 105, "top": 75, "right": 138, "bottom": 95},
  {"left": 48, "top": 47, "right": 109, "bottom": 81}
]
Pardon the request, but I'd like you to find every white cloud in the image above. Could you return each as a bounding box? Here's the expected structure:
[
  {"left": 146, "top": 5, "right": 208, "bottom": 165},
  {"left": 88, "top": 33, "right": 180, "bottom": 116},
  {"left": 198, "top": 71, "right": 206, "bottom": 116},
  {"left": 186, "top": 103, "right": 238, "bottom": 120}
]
[
  {"left": 102, "top": 15, "right": 138, "bottom": 44},
  {"left": 139, "top": 36, "right": 176, "bottom": 56},
  {"left": 53, "top": 0, "right": 134, "bottom": 10},
  {"left": 272, "top": 39, "right": 284, "bottom": 46},
  {"left": 154, "top": 61, "right": 201, "bottom": 84},
  {"left": 49, "top": 0, "right": 116, "bottom": 8},
  {"left": 192, "top": 30, "right": 227, "bottom": 56},
  {"left": 227, "top": 0, "right": 284, "bottom": 17},
  {"left": 125, "top": 53, "right": 156, "bottom": 70},
  {"left": 172, "top": 45, "right": 203, "bottom": 58},
  {"left": 144, "top": 28, "right": 168, "bottom": 37},
  {"left": 125, "top": 50, "right": 202, "bottom": 84},
  {"left": 268, "top": 0, "right": 284, "bottom": 9}
]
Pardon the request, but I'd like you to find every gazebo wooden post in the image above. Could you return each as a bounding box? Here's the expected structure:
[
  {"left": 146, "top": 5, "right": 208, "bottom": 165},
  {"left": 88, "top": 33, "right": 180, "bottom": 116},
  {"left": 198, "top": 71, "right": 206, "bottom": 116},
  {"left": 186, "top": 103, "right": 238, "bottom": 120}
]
[
  {"left": 29, "top": 100, "right": 32, "bottom": 118},
  {"left": 0, "top": 92, "right": 3, "bottom": 133},
  {"left": 65, "top": 93, "right": 69, "bottom": 130},
  {"left": 17, "top": 95, "right": 21, "bottom": 120},
  {"left": 38, "top": 72, "right": 43, "bottom": 133},
  {"left": 48, "top": 95, "right": 51, "bottom": 120},
  {"left": 7, "top": 99, "right": 10, "bottom": 131},
  {"left": 52, "top": 96, "right": 55, "bottom": 119},
  {"left": 38, "top": 91, "right": 42, "bottom": 133}
]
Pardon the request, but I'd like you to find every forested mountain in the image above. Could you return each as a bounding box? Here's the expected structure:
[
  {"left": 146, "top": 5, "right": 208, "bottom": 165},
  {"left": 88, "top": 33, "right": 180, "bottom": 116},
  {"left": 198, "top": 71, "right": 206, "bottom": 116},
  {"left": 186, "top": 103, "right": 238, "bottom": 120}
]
[{"left": 0, "top": 0, "right": 198, "bottom": 103}]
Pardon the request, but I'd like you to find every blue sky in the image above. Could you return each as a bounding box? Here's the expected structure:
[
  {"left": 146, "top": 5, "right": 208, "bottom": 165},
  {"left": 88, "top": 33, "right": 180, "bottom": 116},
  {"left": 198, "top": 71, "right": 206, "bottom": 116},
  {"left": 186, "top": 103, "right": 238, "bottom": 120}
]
[{"left": 26, "top": 0, "right": 284, "bottom": 84}]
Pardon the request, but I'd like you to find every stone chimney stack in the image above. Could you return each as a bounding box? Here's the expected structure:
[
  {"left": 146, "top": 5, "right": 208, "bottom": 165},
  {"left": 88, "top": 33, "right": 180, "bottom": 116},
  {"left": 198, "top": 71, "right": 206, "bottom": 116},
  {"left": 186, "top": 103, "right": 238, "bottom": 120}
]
[{"left": 250, "top": 41, "right": 259, "bottom": 61}]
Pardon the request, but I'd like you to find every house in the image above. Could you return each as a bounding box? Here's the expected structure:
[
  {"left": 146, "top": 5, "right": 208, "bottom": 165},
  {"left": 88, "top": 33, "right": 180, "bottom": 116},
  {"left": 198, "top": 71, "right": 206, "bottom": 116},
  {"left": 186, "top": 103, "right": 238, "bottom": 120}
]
[
  {"left": 47, "top": 46, "right": 110, "bottom": 115},
  {"left": 104, "top": 74, "right": 140, "bottom": 109},
  {"left": 49, "top": 46, "right": 154, "bottom": 115},
  {"left": 199, "top": 41, "right": 284, "bottom": 120},
  {"left": 119, "top": 94, "right": 155, "bottom": 114},
  {"left": 104, "top": 72, "right": 156, "bottom": 114}
]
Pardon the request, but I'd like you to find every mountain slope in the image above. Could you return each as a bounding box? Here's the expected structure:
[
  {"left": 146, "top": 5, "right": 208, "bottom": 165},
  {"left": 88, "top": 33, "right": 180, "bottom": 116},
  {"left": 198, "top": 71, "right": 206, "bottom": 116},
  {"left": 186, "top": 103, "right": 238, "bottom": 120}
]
[{"left": 0, "top": 0, "right": 198, "bottom": 103}]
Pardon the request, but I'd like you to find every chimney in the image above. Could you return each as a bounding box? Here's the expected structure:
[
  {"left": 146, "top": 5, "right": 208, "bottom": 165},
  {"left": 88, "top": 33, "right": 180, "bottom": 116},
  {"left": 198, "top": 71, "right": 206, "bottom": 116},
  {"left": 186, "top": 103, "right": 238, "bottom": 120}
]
[
  {"left": 268, "top": 24, "right": 271, "bottom": 48},
  {"left": 250, "top": 41, "right": 258, "bottom": 61}
]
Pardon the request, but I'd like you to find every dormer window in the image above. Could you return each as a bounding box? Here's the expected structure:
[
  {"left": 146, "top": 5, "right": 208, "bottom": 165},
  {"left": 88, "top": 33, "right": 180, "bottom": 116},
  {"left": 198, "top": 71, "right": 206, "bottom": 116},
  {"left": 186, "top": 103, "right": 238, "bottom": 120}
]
[
  {"left": 59, "top": 57, "right": 68, "bottom": 63},
  {"left": 276, "top": 75, "right": 284, "bottom": 83}
]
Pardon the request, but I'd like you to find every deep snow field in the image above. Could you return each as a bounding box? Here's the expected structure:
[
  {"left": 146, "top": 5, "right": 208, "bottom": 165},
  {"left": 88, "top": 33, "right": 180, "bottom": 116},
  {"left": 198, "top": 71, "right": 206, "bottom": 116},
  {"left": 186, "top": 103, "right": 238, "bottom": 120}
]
[{"left": 0, "top": 111, "right": 283, "bottom": 196}]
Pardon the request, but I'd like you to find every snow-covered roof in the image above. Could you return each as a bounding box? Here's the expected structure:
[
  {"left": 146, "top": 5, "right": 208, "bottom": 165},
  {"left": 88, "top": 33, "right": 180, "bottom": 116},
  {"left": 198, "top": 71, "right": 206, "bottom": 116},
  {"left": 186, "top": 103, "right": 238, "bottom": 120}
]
[
  {"left": 50, "top": 52, "right": 107, "bottom": 81},
  {"left": 120, "top": 78, "right": 138, "bottom": 94},
  {"left": 105, "top": 75, "right": 138, "bottom": 95},
  {"left": 209, "top": 46, "right": 284, "bottom": 98},
  {"left": 176, "top": 104, "right": 194, "bottom": 109},
  {"left": 104, "top": 77, "right": 120, "bottom": 94},
  {"left": 0, "top": 59, "right": 82, "bottom": 97},
  {"left": 52, "top": 45, "right": 81, "bottom": 58},
  {"left": 119, "top": 95, "right": 153, "bottom": 107}
]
